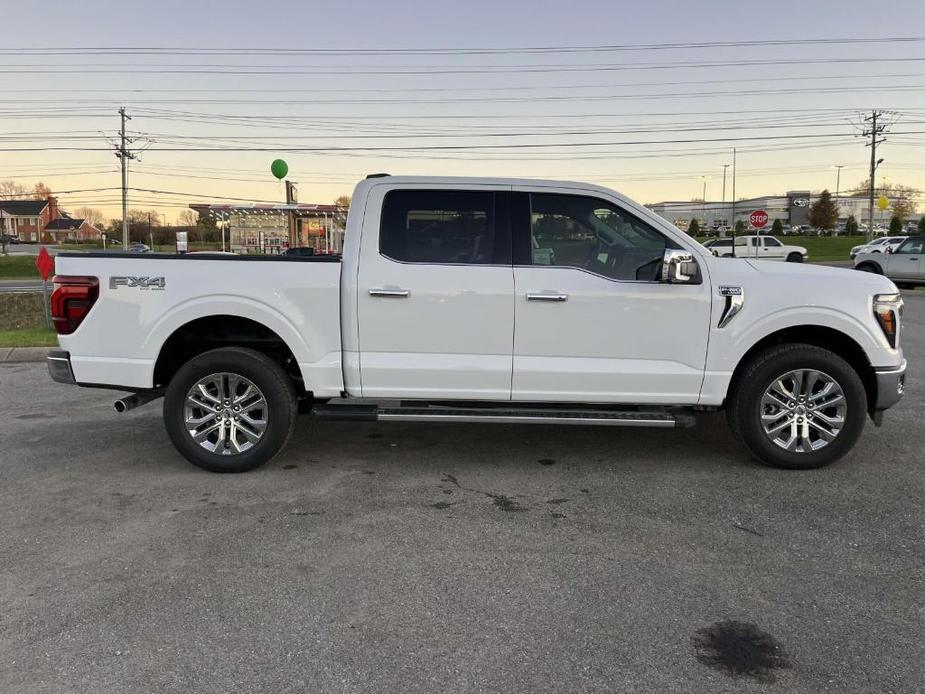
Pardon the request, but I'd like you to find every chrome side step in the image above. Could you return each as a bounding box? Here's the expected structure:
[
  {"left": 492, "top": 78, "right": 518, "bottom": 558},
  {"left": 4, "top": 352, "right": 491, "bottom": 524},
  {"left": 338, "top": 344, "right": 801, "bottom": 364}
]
[{"left": 311, "top": 403, "right": 695, "bottom": 428}]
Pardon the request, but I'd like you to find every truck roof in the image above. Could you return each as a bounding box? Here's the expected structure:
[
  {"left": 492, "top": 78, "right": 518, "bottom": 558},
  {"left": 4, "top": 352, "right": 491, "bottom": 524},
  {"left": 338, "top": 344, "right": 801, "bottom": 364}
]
[{"left": 357, "top": 174, "right": 620, "bottom": 196}]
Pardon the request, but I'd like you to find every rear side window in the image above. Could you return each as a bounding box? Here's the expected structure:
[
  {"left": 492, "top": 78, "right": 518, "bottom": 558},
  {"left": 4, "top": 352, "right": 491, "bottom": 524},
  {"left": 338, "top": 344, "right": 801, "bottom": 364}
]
[{"left": 380, "top": 190, "right": 497, "bottom": 264}]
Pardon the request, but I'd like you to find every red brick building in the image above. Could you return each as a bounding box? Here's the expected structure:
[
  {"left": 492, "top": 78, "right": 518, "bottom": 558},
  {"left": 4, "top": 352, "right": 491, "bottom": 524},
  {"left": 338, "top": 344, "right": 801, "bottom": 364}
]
[{"left": 0, "top": 197, "right": 101, "bottom": 242}]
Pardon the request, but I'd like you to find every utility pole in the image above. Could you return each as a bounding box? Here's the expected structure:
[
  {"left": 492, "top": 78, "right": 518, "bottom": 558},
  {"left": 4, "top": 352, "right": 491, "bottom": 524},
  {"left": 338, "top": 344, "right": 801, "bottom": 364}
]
[
  {"left": 832, "top": 164, "right": 844, "bottom": 230},
  {"left": 861, "top": 110, "right": 887, "bottom": 243},
  {"left": 833, "top": 165, "right": 843, "bottom": 201},
  {"left": 285, "top": 180, "right": 298, "bottom": 249},
  {"left": 730, "top": 148, "right": 737, "bottom": 256},
  {"left": 116, "top": 107, "right": 136, "bottom": 247},
  {"left": 698, "top": 175, "right": 708, "bottom": 230},
  {"left": 721, "top": 163, "right": 730, "bottom": 233}
]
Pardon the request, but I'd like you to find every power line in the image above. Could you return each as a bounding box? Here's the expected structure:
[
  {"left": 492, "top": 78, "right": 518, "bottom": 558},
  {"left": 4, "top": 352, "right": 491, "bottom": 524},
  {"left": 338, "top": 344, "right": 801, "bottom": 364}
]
[
  {"left": 7, "top": 130, "right": 924, "bottom": 153},
  {"left": 4, "top": 83, "right": 922, "bottom": 106},
  {"left": 2, "top": 36, "right": 923, "bottom": 55},
  {"left": 11, "top": 120, "right": 925, "bottom": 143},
  {"left": 3, "top": 57, "right": 925, "bottom": 76}
]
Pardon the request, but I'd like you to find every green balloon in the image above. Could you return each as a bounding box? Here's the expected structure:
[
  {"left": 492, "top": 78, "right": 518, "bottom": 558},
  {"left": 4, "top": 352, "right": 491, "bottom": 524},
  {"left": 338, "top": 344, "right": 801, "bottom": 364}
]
[{"left": 270, "top": 159, "right": 289, "bottom": 180}]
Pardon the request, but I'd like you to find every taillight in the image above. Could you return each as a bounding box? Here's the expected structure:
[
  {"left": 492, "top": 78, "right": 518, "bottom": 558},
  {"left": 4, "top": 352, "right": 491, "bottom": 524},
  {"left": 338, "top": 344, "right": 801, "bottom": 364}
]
[{"left": 51, "top": 275, "right": 99, "bottom": 335}]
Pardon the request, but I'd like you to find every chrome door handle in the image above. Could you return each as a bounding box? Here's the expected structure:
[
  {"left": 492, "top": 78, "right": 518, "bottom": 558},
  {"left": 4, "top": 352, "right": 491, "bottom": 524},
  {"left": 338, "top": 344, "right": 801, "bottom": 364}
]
[
  {"left": 369, "top": 288, "right": 410, "bottom": 298},
  {"left": 526, "top": 292, "right": 568, "bottom": 302}
]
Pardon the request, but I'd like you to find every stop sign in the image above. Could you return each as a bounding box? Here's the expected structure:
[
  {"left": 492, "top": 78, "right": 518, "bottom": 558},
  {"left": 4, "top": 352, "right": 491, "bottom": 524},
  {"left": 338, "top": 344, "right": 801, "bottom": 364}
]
[
  {"left": 749, "top": 210, "right": 769, "bottom": 228},
  {"left": 35, "top": 246, "right": 54, "bottom": 281}
]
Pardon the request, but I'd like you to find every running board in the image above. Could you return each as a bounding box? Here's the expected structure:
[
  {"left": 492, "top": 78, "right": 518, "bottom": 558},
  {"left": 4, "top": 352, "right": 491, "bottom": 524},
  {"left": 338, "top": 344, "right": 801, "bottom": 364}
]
[{"left": 311, "top": 404, "right": 695, "bottom": 428}]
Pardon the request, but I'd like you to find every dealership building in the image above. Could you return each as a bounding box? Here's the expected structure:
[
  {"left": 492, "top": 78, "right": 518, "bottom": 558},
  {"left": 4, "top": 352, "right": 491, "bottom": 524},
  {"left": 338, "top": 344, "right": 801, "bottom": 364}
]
[
  {"left": 647, "top": 191, "right": 907, "bottom": 230},
  {"left": 188, "top": 203, "right": 346, "bottom": 254}
]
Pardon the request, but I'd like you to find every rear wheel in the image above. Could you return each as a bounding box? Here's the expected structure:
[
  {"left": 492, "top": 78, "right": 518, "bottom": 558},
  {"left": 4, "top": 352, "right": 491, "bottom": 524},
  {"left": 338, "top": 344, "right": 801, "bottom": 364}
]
[
  {"left": 163, "top": 347, "right": 296, "bottom": 473},
  {"left": 727, "top": 344, "right": 867, "bottom": 470}
]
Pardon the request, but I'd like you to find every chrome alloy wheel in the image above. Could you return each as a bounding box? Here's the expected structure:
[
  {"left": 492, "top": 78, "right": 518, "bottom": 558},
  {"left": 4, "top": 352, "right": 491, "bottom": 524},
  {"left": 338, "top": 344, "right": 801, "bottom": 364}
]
[
  {"left": 760, "top": 369, "right": 847, "bottom": 453},
  {"left": 184, "top": 372, "right": 268, "bottom": 455}
]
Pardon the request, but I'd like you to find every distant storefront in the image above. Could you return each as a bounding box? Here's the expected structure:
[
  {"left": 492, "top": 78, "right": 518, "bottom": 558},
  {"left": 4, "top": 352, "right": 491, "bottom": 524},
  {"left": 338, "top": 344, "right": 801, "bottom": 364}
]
[
  {"left": 648, "top": 191, "right": 912, "bottom": 231},
  {"left": 188, "top": 203, "right": 347, "bottom": 254}
]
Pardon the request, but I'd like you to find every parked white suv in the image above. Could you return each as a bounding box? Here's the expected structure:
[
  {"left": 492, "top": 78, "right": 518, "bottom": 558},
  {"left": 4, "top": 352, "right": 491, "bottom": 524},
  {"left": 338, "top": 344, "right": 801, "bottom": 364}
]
[
  {"left": 850, "top": 236, "right": 907, "bottom": 259},
  {"left": 47, "top": 176, "right": 905, "bottom": 473}
]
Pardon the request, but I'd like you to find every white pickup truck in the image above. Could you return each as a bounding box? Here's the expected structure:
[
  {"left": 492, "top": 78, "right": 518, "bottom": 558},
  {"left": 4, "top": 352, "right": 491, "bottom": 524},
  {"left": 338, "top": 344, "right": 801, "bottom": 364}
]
[
  {"left": 47, "top": 176, "right": 906, "bottom": 473},
  {"left": 710, "top": 235, "right": 808, "bottom": 262}
]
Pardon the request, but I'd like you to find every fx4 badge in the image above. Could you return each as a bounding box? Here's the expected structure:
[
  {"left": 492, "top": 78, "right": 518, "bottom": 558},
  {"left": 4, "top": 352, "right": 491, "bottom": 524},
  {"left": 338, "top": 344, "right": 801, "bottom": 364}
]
[{"left": 110, "top": 276, "right": 166, "bottom": 290}]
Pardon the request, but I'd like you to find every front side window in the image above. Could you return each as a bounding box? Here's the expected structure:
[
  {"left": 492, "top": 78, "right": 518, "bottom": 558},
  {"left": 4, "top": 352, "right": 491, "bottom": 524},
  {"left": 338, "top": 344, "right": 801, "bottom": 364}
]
[
  {"left": 764, "top": 238, "right": 782, "bottom": 247},
  {"left": 895, "top": 237, "right": 924, "bottom": 254},
  {"left": 380, "top": 189, "right": 496, "bottom": 264},
  {"left": 527, "top": 193, "right": 672, "bottom": 282}
]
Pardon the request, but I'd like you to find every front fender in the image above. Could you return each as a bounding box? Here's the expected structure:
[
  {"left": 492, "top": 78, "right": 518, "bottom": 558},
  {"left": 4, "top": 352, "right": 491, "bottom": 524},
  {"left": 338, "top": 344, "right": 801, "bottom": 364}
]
[{"left": 700, "top": 304, "right": 896, "bottom": 406}]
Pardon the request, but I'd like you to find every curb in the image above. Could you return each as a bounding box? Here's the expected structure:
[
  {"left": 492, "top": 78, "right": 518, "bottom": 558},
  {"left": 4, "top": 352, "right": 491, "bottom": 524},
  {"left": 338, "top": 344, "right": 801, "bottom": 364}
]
[{"left": 0, "top": 347, "right": 50, "bottom": 363}]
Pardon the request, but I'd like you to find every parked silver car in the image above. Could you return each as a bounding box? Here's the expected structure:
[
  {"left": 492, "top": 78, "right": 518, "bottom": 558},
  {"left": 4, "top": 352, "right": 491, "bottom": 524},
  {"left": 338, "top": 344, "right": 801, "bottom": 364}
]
[{"left": 855, "top": 236, "right": 925, "bottom": 286}]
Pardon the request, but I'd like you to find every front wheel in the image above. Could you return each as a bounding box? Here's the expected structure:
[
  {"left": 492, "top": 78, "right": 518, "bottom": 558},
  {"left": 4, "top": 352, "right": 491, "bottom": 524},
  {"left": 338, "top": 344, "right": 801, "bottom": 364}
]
[
  {"left": 727, "top": 344, "right": 867, "bottom": 470},
  {"left": 786, "top": 252, "right": 804, "bottom": 263},
  {"left": 163, "top": 347, "right": 297, "bottom": 473}
]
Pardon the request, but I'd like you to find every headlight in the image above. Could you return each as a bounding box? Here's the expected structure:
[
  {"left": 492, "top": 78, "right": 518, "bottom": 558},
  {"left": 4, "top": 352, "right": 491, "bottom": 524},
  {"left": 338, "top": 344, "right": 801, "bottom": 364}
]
[{"left": 873, "top": 293, "right": 903, "bottom": 348}]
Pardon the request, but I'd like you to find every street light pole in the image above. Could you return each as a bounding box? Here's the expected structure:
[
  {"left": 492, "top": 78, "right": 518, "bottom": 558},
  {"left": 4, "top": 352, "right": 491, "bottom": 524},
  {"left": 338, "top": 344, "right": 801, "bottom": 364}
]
[
  {"left": 698, "top": 175, "right": 708, "bottom": 230},
  {"left": 721, "top": 164, "right": 730, "bottom": 232}
]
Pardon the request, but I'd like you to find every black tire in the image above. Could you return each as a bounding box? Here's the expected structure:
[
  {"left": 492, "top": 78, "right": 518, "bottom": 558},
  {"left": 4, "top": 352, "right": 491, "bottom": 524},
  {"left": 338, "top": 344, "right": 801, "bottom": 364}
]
[
  {"left": 726, "top": 344, "right": 867, "bottom": 470},
  {"left": 856, "top": 262, "right": 882, "bottom": 274},
  {"left": 786, "top": 252, "right": 804, "bottom": 263},
  {"left": 163, "top": 347, "right": 297, "bottom": 473}
]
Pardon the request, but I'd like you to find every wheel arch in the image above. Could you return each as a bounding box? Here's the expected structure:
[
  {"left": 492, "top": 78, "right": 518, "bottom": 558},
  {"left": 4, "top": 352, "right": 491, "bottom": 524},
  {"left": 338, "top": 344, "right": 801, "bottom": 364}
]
[
  {"left": 153, "top": 315, "right": 305, "bottom": 394},
  {"left": 855, "top": 260, "right": 884, "bottom": 274},
  {"left": 727, "top": 324, "right": 876, "bottom": 411}
]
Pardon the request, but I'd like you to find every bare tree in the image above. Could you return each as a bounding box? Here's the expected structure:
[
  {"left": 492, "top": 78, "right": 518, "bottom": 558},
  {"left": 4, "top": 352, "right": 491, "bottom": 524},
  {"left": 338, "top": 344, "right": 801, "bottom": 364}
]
[
  {"left": 0, "top": 180, "right": 28, "bottom": 199},
  {"left": 848, "top": 178, "right": 919, "bottom": 222},
  {"left": 334, "top": 195, "right": 352, "bottom": 209},
  {"left": 33, "top": 182, "right": 53, "bottom": 199},
  {"left": 74, "top": 207, "right": 104, "bottom": 228},
  {"left": 177, "top": 209, "right": 199, "bottom": 227}
]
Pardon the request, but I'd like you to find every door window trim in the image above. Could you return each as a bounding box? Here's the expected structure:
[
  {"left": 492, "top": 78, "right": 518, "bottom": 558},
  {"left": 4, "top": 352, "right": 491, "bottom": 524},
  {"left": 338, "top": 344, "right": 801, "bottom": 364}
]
[
  {"left": 377, "top": 188, "right": 512, "bottom": 267},
  {"left": 894, "top": 237, "right": 923, "bottom": 255},
  {"left": 511, "top": 190, "right": 681, "bottom": 284}
]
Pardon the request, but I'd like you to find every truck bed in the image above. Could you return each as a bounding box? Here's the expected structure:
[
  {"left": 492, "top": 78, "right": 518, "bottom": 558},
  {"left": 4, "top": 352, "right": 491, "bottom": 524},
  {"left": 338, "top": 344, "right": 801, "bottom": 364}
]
[{"left": 53, "top": 252, "right": 344, "bottom": 394}]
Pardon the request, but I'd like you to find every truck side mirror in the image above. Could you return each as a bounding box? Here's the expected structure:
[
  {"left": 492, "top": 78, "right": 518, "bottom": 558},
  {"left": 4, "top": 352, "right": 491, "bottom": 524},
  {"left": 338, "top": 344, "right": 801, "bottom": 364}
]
[{"left": 660, "top": 248, "right": 698, "bottom": 284}]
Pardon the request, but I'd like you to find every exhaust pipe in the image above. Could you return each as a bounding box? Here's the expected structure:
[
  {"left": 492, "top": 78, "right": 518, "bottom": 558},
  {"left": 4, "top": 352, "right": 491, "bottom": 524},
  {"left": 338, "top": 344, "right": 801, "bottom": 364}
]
[{"left": 114, "top": 390, "right": 163, "bottom": 413}]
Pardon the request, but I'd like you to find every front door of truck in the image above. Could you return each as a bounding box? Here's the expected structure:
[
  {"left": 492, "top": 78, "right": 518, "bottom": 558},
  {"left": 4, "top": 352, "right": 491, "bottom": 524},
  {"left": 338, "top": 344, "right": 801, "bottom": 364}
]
[
  {"left": 510, "top": 190, "right": 711, "bottom": 404},
  {"left": 356, "top": 186, "right": 514, "bottom": 399}
]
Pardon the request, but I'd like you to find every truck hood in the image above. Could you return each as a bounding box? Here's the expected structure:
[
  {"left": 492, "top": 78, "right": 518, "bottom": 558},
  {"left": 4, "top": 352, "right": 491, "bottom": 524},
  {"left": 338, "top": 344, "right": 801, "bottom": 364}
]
[{"left": 705, "top": 256, "right": 898, "bottom": 297}]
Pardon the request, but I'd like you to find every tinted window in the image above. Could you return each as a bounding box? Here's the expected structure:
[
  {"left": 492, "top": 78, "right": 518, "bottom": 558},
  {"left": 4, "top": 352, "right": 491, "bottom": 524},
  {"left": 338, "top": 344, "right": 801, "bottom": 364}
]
[
  {"left": 764, "top": 238, "right": 781, "bottom": 247},
  {"left": 380, "top": 190, "right": 496, "bottom": 264},
  {"left": 895, "top": 237, "right": 924, "bottom": 254},
  {"left": 528, "top": 193, "right": 672, "bottom": 282}
]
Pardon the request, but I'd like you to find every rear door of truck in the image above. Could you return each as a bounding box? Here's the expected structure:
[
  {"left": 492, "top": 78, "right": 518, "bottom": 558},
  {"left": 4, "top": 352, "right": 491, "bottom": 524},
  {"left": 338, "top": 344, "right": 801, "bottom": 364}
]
[{"left": 355, "top": 183, "right": 514, "bottom": 399}]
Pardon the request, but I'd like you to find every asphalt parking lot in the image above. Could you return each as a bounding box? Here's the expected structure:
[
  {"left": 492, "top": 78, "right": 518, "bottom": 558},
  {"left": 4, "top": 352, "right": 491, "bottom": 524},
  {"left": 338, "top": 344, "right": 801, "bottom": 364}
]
[{"left": 1, "top": 292, "right": 922, "bottom": 693}]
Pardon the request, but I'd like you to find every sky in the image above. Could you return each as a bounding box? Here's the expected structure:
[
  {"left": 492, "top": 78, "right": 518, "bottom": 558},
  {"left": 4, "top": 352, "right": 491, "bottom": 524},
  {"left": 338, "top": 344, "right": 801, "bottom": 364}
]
[{"left": 1, "top": 0, "right": 924, "bottom": 223}]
